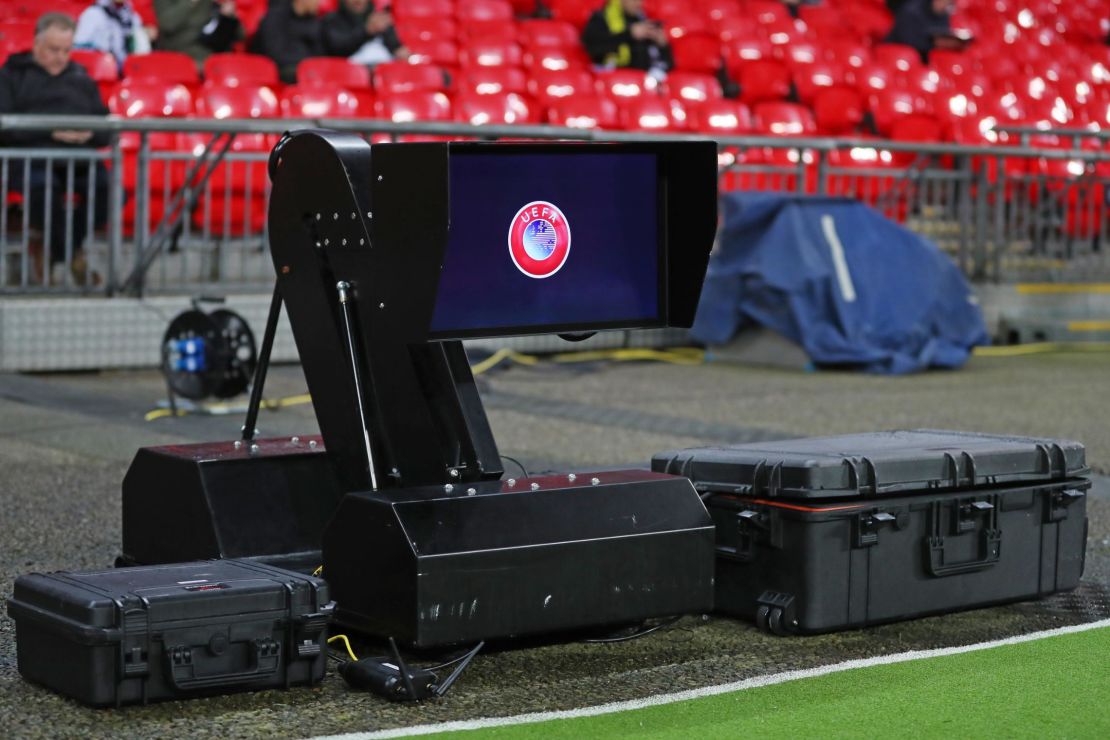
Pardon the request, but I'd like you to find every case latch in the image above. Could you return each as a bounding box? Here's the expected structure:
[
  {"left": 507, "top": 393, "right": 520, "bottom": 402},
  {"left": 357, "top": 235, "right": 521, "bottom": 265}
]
[
  {"left": 294, "top": 607, "right": 333, "bottom": 659},
  {"left": 853, "top": 510, "right": 898, "bottom": 548},
  {"left": 1045, "top": 489, "right": 1085, "bottom": 523}
]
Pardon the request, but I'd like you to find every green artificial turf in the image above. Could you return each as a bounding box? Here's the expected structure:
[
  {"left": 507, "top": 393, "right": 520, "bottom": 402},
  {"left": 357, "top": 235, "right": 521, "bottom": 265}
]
[{"left": 438, "top": 627, "right": 1110, "bottom": 739}]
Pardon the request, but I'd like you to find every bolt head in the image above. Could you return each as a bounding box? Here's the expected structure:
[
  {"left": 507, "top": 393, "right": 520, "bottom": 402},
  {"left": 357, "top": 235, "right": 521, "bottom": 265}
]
[
  {"left": 530, "top": 482, "right": 540, "bottom": 491},
  {"left": 507, "top": 478, "right": 516, "bottom": 487},
  {"left": 466, "top": 488, "right": 477, "bottom": 495},
  {"left": 567, "top": 473, "right": 577, "bottom": 482},
  {"left": 444, "top": 483, "right": 454, "bottom": 492},
  {"left": 308, "top": 440, "right": 317, "bottom": 449},
  {"left": 449, "top": 468, "right": 460, "bottom": 478},
  {"left": 591, "top": 477, "right": 601, "bottom": 486},
  {"left": 291, "top": 436, "right": 300, "bottom": 443}
]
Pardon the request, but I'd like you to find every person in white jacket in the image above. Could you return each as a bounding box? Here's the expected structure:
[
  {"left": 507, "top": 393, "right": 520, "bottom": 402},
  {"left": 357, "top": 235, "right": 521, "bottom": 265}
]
[{"left": 74, "top": 0, "right": 155, "bottom": 69}]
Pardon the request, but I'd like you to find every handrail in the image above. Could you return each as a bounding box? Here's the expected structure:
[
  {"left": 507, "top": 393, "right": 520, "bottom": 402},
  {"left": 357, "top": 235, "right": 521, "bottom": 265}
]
[
  {"left": 2, "top": 114, "right": 1108, "bottom": 161},
  {"left": 994, "top": 125, "right": 1110, "bottom": 141}
]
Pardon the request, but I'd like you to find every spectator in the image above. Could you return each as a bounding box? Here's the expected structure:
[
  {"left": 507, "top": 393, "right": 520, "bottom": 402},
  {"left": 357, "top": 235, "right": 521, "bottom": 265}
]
[
  {"left": 780, "top": 0, "right": 820, "bottom": 19},
  {"left": 582, "top": 0, "right": 673, "bottom": 76},
  {"left": 74, "top": 0, "right": 155, "bottom": 69},
  {"left": 0, "top": 13, "right": 111, "bottom": 286},
  {"left": 249, "top": 0, "right": 324, "bottom": 84},
  {"left": 886, "top": 0, "right": 963, "bottom": 63},
  {"left": 153, "top": 0, "right": 244, "bottom": 68},
  {"left": 322, "top": 0, "right": 410, "bottom": 66}
]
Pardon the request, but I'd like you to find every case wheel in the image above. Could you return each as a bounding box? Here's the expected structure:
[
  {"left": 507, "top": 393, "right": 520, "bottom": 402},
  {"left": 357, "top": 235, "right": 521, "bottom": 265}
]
[
  {"left": 767, "top": 607, "right": 789, "bottom": 636},
  {"left": 755, "top": 605, "right": 771, "bottom": 631}
]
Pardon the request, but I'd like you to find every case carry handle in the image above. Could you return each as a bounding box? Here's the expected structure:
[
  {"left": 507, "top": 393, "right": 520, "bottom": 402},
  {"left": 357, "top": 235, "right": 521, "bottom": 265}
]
[
  {"left": 165, "top": 637, "right": 281, "bottom": 690},
  {"left": 925, "top": 528, "right": 1001, "bottom": 577}
]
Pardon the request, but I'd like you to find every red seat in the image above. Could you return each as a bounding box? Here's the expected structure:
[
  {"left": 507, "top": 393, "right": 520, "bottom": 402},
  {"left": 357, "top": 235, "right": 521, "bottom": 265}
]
[
  {"left": 873, "top": 44, "right": 922, "bottom": 73},
  {"left": 406, "top": 38, "right": 460, "bottom": 67},
  {"left": 546, "top": 95, "right": 619, "bottom": 129},
  {"left": 394, "top": 17, "right": 458, "bottom": 44},
  {"left": 619, "top": 97, "right": 685, "bottom": 132},
  {"left": 528, "top": 68, "right": 595, "bottom": 107},
  {"left": 822, "top": 39, "right": 870, "bottom": 71},
  {"left": 393, "top": 0, "right": 455, "bottom": 21},
  {"left": 280, "top": 85, "right": 368, "bottom": 118},
  {"left": 793, "top": 61, "right": 846, "bottom": 104},
  {"left": 745, "top": 0, "right": 792, "bottom": 25},
  {"left": 716, "top": 15, "right": 761, "bottom": 43},
  {"left": 663, "top": 11, "right": 711, "bottom": 41},
  {"left": 736, "top": 60, "right": 791, "bottom": 105},
  {"left": 547, "top": 0, "right": 596, "bottom": 30},
  {"left": 196, "top": 82, "right": 281, "bottom": 120},
  {"left": 696, "top": 0, "right": 742, "bottom": 23},
  {"left": 123, "top": 51, "right": 199, "bottom": 86},
  {"left": 686, "top": 99, "right": 751, "bottom": 134},
  {"left": 522, "top": 46, "right": 592, "bottom": 72},
  {"left": 454, "top": 91, "right": 537, "bottom": 125},
  {"left": 813, "top": 86, "right": 865, "bottom": 135},
  {"left": 752, "top": 101, "right": 816, "bottom": 136},
  {"left": 517, "top": 19, "right": 579, "bottom": 49},
  {"left": 109, "top": 82, "right": 194, "bottom": 193},
  {"left": 779, "top": 40, "right": 821, "bottom": 69},
  {"left": 722, "top": 34, "right": 773, "bottom": 70},
  {"left": 375, "top": 90, "right": 453, "bottom": 123},
  {"left": 868, "top": 89, "right": 934, "bottom": 137},
  {"left": 665, "top": 72, "right": 723, "bottom": 105},
  {"left": 459, "top": 39, "right": 523, "bottom": 67},
  {"left": 854, "top": 63, "right": 898, "bottom": 96},
  {"left": 798, "top": 5, "right": 850, "bottom": 37},
  {"left": 373, "top": 62, "right": 448, "bottom": 94},
  {"left": 843, "top": 2, "right": 893, "bottom": 42},
  {"left": 296, "top": 58, "right": 372, "bottom": 89},
  {"left": 110, "top": 81, "right": 194, "bottom": 119},
  {"left": 890, "top": 114, "right": 943, "bottom": 143},
  {"left": 929, "top": 50, "right": 977, "bottom": 80},
  {"left": 70, "top": 49, "right": 119, "bottom": 83},
  {"left": 457, "top": 0, "right": 514, "bottom": 39},
  {"left": 203, "top": 53, "right": 279, "bottom": 86},
  {"left": 900, "top": 67, "right": 943, "bottom": 95},
  {"left": 459, "top": 66, "right": 528, "bottom": 96},
  {"left": 671, "top": 33, "right": 722, "bottom": 75},
  {"left": 596, "top": 69, "right": 661, "bottom": 100}
]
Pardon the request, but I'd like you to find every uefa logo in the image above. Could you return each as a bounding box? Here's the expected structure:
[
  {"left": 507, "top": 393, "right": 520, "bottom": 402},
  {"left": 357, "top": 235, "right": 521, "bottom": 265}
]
[{"left": 507, "top": 201, "right": 571, "bottom": 279}]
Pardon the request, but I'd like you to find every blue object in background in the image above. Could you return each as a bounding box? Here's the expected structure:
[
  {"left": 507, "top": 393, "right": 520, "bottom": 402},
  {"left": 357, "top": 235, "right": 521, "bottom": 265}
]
[
  {"left": 169, "top": 337, "right": 208, "bottom": 373},
  {"left": 691, "top": 193, "right": 990, "bottom": 374}
]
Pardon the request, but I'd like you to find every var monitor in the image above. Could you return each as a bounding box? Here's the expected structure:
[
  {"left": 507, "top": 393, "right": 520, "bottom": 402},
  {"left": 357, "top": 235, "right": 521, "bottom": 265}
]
[
  {"left": 429, "top": 142, "right": 717, "bottom": 339},
  {"left": 268, "top": 136, "right": 717, "bottom": 344}
]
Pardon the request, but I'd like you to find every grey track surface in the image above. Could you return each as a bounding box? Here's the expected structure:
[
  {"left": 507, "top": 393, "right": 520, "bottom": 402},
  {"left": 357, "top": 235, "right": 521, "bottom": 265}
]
[{"left": 1, "top": 350, "right": 1109, "bottom": 739}]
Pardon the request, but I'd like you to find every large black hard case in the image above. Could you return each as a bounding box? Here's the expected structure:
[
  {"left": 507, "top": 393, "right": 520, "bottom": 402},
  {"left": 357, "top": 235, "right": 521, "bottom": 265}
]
[
  {"left": 7, "top": 560, "right": 333, "bottom": 706},
  {"left": 652, "top": 430, "right": 1090, "bottom": 634}
]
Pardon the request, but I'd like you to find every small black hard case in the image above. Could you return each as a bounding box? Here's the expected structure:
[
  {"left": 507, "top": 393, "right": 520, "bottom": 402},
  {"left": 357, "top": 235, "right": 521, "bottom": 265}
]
[
  {"left": 7, "top": 559, "right": 333, "bottom": 706},
  {"left": 652, "top": 430, "right": 1090, "bottom": 634}
]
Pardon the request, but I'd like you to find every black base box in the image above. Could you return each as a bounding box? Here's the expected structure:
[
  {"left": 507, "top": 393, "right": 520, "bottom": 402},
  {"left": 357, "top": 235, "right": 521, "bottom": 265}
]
[
  {"left": 653, "top": 430, "right": 1090, "bottom": 634},
  {"left": 7, "top": 560, "right": 333, "bottom": 706}
]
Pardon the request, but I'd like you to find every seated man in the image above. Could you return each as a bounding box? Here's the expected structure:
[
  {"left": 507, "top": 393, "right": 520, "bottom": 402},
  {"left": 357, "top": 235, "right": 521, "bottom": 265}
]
[
  {"left": 74, "top": 0, "right": 155, "bottom": 69},
  {"left": 153, "top": 0, "right": 244, "bottom": 69},
  {"left": 322, "top": 0, "right": 409, "bottom": 66},
  {"left": 886, "top": 0, "right": 966, "bottom": 63},
  {"left": 582, "top": 0, "right": 673, "bottom": 76},
  {"left": 0, "top": 12, "right": 111, "bottom": 286},
  {"left": 249, "top": 0, "right": 324, "bottom": 84}
]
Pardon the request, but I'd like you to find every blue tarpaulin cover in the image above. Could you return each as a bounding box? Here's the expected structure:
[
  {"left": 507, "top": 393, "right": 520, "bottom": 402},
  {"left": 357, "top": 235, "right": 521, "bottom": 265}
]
[{"left": 691, "top": 193, "right": 989, "bottom": 374}]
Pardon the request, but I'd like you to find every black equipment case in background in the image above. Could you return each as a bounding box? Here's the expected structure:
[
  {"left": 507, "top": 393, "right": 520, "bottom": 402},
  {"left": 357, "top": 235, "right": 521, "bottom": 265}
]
[
  {"left": 6, "top": 560, "right": 333, "bottom": 706},
  {"left": 652, "top": 430, "right": 1091, "bottom": 635}
]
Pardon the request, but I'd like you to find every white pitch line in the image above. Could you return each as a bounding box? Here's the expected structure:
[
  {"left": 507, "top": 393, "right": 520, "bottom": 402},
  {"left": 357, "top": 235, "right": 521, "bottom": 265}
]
[{"left": 310, "top": 618, "right": 1110, "bottom": 740}]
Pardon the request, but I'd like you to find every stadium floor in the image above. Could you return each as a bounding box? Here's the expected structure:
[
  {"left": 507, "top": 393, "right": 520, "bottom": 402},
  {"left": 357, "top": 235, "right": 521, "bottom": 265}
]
[{"left": 1, "top": 348, "right": 1109, "bottom": 739}]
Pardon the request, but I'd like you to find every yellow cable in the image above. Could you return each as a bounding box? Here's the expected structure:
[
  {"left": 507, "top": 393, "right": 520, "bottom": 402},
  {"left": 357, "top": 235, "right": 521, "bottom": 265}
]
[
  {"left": 551, "top": 347, "right": 706, "bottom": 365},
  {"left": 974, "top": 342, "right": 1110, "bottom": 357},
  {"left": 312, "top": 565, "right": 323, "bottom": 577},
  {"left": 327, "top": 634, "right": 358, "bottom": 662},
  {"left": 144, "top": 393, "right": 314, "bottom": 422},
  {"left": 470, "top": 348, "right": 539, "bottom": 376}
]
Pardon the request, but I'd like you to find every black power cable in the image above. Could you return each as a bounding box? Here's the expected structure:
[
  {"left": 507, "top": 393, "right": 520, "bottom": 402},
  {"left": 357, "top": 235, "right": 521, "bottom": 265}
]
[{"left": 582, "top": 615, "right": 684, "bottom": 644}]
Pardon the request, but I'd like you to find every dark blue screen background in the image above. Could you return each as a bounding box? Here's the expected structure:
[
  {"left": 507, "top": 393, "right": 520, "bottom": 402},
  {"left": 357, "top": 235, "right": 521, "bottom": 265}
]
[{"left": 429, "top": 152, "right": 660, "bottom": 336}]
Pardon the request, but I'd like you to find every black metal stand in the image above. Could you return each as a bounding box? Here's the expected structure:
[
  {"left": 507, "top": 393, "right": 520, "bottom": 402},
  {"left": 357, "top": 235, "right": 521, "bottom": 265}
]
[{"left": 242, "top": 283, "right": 283, "bottom": 443}]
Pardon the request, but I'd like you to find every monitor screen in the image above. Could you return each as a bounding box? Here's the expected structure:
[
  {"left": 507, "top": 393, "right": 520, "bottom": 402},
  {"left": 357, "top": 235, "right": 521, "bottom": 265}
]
[{"left": 428, "top": 148, "right": 663, "bottom": 338}]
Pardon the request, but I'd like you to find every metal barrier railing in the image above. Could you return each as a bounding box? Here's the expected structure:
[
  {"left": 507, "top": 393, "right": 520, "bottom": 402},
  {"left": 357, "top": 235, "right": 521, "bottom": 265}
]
[{"left": 1, "top": 115, "right": 1107, "bottom": 295}]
